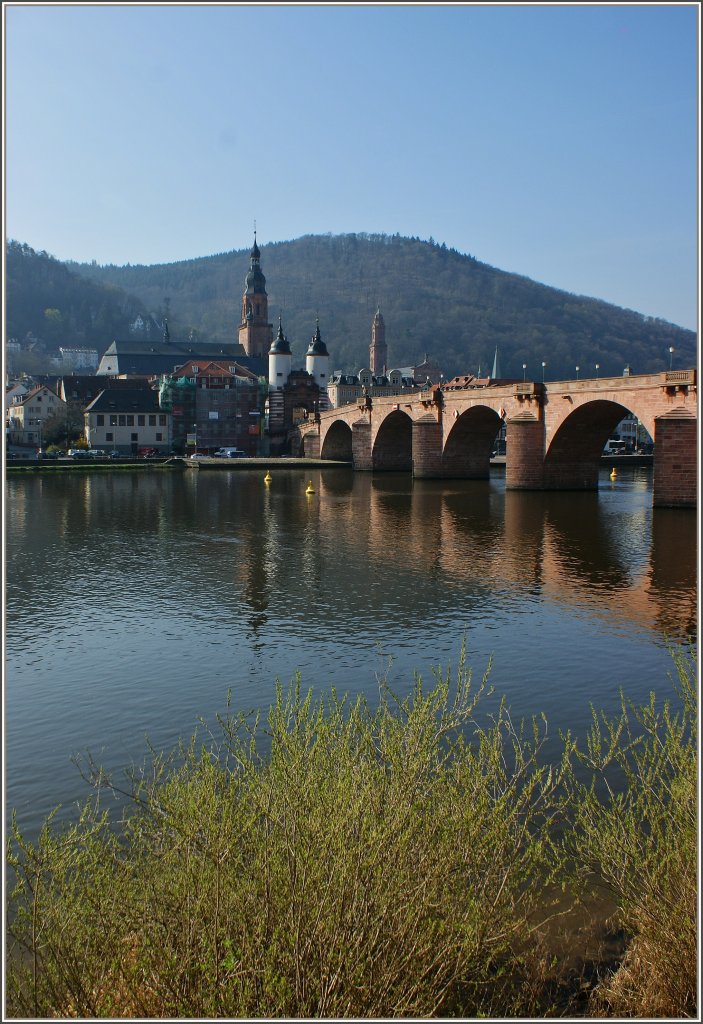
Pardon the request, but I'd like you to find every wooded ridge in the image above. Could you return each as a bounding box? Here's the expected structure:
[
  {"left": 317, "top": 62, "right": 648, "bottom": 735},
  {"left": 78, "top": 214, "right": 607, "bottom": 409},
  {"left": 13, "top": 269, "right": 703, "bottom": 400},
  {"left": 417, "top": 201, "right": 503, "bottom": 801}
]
[{"left": 7, "top": 234, "right": 696, "bottom": 381}]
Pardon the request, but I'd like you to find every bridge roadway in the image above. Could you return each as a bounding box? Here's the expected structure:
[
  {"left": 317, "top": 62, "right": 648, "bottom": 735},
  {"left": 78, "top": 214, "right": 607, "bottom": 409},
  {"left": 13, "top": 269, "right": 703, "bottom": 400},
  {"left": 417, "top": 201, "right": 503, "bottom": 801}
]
[{"left": 294, "top": 369, "right": 697, "bottom": 507}]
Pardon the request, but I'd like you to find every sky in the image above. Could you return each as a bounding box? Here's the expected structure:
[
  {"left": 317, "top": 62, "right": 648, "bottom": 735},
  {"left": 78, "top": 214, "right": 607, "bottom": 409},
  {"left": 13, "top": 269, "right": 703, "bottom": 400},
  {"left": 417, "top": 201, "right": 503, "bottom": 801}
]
[{"left": 3, "top": 3, "right": 700, "bottom": 331}]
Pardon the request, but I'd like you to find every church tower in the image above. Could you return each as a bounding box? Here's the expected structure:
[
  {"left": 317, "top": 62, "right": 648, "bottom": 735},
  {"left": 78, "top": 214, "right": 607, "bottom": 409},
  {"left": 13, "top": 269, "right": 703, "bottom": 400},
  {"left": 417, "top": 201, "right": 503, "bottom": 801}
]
[
  {"left": 369, "top": 307, "right": 387, "bottom": 375},
  {"left": 238, "top": 234, "right": 274, "bottom": 358}
]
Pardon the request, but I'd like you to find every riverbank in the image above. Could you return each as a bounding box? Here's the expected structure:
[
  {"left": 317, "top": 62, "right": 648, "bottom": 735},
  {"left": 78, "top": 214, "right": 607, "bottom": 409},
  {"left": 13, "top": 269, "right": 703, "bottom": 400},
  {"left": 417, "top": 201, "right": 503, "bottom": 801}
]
[
  {"left": 5, "top": 453, "right": 653, "bottom": 474},
  {"left": 4, "top": 455, "right": 352, "bottom": 473}
]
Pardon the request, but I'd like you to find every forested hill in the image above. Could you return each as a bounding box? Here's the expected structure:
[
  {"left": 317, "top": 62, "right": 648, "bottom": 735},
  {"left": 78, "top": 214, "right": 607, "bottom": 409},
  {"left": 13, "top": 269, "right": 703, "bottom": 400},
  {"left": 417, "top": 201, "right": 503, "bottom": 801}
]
[
  {"left": 6, "top": 241, "right": 146, "bottom": 350},
  {"left": 11, "top": 234, "right": 697, "bottom": 381}
]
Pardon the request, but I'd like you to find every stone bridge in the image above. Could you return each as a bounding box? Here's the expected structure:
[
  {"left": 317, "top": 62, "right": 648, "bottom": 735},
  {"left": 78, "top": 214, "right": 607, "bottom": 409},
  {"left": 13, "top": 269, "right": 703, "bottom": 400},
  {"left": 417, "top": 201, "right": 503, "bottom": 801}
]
[{"left": 293, "top": 369, "right": 697, "bottom": 507}]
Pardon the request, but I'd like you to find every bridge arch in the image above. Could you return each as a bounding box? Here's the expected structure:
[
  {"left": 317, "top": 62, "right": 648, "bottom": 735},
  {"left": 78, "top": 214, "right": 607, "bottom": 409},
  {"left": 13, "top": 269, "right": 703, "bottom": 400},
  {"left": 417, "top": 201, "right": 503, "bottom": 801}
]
[
  {"left": 320, "top": 419, "right": 353, "bottom": 461},
  {"left": 443, "top": 405, "right": 503, "bottom": 478},
  {"left": 373, "top": 410, "right": 413, "bottom": 471},
  {"left": 544, "top": 399, "right": 632, "bottom": 489}
]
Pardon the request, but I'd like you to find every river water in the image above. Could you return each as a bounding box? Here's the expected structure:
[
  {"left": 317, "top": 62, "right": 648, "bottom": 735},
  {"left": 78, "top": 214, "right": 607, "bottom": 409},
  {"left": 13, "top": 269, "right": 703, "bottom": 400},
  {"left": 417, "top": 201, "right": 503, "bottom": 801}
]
[{"left": 4, "top": 465, "right": 697, "bottom": 841}]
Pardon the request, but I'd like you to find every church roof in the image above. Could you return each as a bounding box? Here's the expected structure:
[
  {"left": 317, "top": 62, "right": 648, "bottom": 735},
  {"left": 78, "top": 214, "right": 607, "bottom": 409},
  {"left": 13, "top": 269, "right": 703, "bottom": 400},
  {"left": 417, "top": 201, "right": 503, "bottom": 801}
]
[
  {"left": 96, "top": 339, "right": 248, "bottom": 377},
  {"left": 244, "top": 233, "right": 266, "bottom": 293}
]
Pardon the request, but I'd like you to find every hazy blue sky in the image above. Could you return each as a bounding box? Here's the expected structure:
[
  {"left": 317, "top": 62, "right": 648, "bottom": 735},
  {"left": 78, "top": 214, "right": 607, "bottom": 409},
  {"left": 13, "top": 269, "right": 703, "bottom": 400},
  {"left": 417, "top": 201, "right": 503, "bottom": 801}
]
[{"left": 4, "top": 3, "right": 699, "bottom": 330}]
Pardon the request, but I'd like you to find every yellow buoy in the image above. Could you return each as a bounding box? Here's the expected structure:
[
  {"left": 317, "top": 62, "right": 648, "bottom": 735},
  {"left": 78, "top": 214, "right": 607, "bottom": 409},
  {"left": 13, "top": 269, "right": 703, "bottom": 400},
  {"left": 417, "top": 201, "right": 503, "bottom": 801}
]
[
  {"left": 610, "top": 467, "right": 617, "bottom": 480},
  {"left": 264, "top": 471, "right": 272, "bottom": 484},
  {"left": 305, "top": 480, "right": 315, "bottom": 495}
]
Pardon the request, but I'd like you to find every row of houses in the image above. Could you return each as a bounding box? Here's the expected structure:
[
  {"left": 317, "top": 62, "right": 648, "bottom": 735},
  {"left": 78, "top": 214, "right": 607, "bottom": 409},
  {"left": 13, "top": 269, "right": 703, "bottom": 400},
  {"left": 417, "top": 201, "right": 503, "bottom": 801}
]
[{"left": 5, "top": 358, "right": 267, "bottom": 455}]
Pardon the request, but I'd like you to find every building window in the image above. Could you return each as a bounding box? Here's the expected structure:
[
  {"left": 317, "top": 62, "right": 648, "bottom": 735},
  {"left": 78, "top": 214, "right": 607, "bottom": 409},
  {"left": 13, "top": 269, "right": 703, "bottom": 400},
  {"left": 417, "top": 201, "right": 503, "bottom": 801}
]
[
  {"left": 159, "top": 414, "right": 166, "bottom": 426},
  {"left": 119, "top": 415, "right": 126, "bottom": 426},
  {"left": 131, "top": 433, "right": 138, "bottom": 442},
  {"left": 106, "top": 433, "right": 113, "bottom": 441},
  {"left": 97, "top": 415, "right": 104, "bottom": 426},
  {"left": 110, "top": 415, "right": 118, "bottom": 426},
  {"left": 156, "top": 433, "right": 163, "bottom": 441},
  {"left": 138, "top": 415, "right": 145, "bottom": 426},
  {"left": 149, "top": 415, "right": 156, "bottom": 426},
  {"left": 126, "top": 415, "right": 134, "bottom": 426}
]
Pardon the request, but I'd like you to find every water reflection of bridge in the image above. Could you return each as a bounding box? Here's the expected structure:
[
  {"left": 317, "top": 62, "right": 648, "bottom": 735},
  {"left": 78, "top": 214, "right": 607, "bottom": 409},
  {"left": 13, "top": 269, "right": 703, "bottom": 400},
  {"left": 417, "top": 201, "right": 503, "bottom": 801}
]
[
  {"left": 297, "top": 473, "right": 696, "bottom": 642},
  {"left": 296, "top": 370, "right": 697, "bottom": 507},
  {"left": 8, "top": 469, "right": 694, "bottom": 644}
]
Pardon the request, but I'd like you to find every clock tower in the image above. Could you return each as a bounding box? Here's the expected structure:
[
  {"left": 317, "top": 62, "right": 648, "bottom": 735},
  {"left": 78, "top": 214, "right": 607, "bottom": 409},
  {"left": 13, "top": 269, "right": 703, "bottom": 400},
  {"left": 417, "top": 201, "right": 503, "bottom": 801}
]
[{"left": 238, "top": 234, "right": 274, "bottom": 358}]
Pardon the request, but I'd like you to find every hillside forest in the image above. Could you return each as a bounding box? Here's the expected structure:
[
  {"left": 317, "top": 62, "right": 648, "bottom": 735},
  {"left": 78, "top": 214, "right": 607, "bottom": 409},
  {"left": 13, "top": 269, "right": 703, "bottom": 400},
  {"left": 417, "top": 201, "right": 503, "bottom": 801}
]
[{"left": 6, "top": 234, "right": 697, "bottom": 381}]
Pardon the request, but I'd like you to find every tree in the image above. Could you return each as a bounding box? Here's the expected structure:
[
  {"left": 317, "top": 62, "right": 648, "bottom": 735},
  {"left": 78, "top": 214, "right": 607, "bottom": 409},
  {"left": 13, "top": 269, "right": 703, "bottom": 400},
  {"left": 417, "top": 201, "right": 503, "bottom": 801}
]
[{"left": 40, "top": 400, "right": 85, "bottom": 447}]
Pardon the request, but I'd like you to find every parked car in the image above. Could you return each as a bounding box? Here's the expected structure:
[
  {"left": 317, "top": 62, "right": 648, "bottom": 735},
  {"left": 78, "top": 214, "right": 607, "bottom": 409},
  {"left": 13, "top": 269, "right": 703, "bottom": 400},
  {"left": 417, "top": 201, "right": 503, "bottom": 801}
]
[
  {"left": 189, "top": 453, "right": 208, "bottom": 459},
  {"left": 68, "top": 449, "right": 90, "bottom": 459},
  {"left": 603, "top": 440, "right": 628, "bottom": 455},
  {"left": 215, "top": 448, "right": 247, "bottom": 458},
  {"left": 108, "top": 451, "right": 122, "bottom": 459},
  {"left": 87, "top": 449, "right": 107, "bottom": 458},
  {"left": 138, "top": 447, "right": 158, "bottom": 458}
]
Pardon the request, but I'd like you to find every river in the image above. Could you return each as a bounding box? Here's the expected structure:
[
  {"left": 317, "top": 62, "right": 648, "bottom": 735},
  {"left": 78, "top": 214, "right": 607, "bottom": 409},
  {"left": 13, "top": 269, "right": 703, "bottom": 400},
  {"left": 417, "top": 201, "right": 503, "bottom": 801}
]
[{"left": 4, "top": 464, "right": 697, "bottom": 841}]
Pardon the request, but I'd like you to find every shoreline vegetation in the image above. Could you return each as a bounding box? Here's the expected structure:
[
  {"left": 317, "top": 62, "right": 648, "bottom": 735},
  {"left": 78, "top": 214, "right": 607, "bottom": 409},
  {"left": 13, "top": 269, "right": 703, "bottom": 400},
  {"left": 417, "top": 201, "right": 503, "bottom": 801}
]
[{"left": 6, "top": 646, "right": 697, "bottom": 1018}]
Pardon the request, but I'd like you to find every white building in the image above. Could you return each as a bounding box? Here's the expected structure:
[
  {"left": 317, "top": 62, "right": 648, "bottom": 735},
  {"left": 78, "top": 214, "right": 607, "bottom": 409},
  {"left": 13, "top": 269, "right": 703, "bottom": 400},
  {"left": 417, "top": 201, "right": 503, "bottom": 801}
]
[
  {"left": 6, "top": 384, "right": 66, "bottom": 447},
  {"left": 84, "top": 388, "right": 171, "bottom": 455}
]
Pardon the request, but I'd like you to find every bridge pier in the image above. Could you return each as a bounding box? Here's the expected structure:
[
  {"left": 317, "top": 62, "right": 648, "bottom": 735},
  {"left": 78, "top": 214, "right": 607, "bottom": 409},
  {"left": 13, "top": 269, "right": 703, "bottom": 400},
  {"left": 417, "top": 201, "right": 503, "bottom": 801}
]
[
  {"left": 505, "top": 413, "right": 545, "bottom": 490},
  {"left": 653, "top": 409, "right": 697, "bottom": 508},
  {"left": 302, "top": 430, "right": 320, "bottom": 458},
  {"left": 412, "top": 415, "right": 443, "bottom": 478},
  {"left": 352, "top": 419, "right": 373, "bottom": 471}
]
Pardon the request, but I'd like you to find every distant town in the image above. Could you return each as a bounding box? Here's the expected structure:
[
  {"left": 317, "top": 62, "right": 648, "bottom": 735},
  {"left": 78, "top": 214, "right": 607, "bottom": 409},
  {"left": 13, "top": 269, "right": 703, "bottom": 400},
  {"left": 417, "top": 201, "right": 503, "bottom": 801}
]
[{"left": 6, "top": 238, "right": 650, "bottom": 461}]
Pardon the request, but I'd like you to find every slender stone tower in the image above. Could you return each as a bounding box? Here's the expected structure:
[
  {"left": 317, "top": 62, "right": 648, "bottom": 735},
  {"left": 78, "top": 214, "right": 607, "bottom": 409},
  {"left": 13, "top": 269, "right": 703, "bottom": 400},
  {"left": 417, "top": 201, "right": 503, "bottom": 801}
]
[
  {"left": 369, "top": 307, "right": 387, "bottom": 375},
  {"left": 238, "top": 233, "right": 274, "bottom": 357}
]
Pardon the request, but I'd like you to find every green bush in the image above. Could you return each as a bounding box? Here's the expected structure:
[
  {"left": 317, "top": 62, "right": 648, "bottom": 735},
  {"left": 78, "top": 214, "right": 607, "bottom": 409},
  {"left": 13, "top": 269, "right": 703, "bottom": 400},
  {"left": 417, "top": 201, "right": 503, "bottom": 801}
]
[
  {"left": 6, "top": 656, "right": 566, "bottom": 1018},
  {"left": 6, "top": 649, "right": 697, "bottom": 1018},
  {"left": 561, "top": 645, "right": 698, "bottom": 1017}
]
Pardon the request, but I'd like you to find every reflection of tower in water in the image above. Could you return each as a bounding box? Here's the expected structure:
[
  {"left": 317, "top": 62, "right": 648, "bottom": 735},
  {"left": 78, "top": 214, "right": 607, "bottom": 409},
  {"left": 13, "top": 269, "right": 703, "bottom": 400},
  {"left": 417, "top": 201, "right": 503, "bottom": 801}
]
[{"left": 232, "top": 484, "right": 277, "bottom": 643}]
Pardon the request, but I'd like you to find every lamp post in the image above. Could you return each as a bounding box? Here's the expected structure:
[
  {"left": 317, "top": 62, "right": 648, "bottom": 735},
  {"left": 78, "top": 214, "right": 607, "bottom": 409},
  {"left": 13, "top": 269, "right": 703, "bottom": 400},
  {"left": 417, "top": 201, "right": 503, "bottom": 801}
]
[
  {"left": 522, "top": 363, "right": 527, "bottom": 382},
  {"left": 575, "top": 366, "right": 580, "bottom": 380},
  {"left": 595, "top": 363, "right": 600, "bottom": 378},
  {"left": 541, "top": 361, "right": 546, "bottom": 382},
  {"left": 669, "top": 346, "right": 675, "bottom": 370}
]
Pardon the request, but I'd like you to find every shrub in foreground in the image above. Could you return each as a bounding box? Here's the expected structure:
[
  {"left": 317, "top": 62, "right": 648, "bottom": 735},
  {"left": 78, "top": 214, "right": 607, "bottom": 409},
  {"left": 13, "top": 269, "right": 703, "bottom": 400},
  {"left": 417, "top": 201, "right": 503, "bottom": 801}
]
[
  {"left": 562, "top": 645, "right": 698, "bottom": 1018},
  {"left": 6, "top": 649, "right": 697, "bottom": 1018},
  {"left": 7, "top": 657, "right": 565, "bottom": 1018}
]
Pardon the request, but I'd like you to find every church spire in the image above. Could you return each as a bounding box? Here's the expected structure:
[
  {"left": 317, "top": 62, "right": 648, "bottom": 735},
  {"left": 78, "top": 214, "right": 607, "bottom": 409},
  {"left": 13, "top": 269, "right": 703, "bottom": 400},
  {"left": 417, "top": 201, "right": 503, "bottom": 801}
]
[
  {"left": 491, "top": 346, "right": 501, "bottom": 380},
  {"left": 238, "top": 232, "right": 273, "bottom": 357}
]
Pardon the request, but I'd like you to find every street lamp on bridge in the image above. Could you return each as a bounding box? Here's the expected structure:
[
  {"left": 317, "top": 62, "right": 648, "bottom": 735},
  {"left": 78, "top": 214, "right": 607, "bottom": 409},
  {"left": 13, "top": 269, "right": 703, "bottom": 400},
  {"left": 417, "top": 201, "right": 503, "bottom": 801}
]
[
  {"left": 595, "top": 363, "right": 600, "bottom": 378},
  {"left": 575, "top": 366, "right": 580, "bottom": 379},
  {"left": 669, "top": 346, "right": 675, "bottom": 370},
  {"left": 541, "top": 361, "right": 546, "bottom": 382},
  {"left": 522, "top": 363, "right": 527, "bottom": 382}
]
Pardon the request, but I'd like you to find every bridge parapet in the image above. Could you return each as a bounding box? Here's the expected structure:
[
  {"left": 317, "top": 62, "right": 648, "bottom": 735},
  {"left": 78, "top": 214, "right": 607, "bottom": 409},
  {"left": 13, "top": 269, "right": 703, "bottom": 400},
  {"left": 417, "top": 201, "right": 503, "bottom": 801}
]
[{"left": 665, "top": 369, "right": 696, "bottom": 386}]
